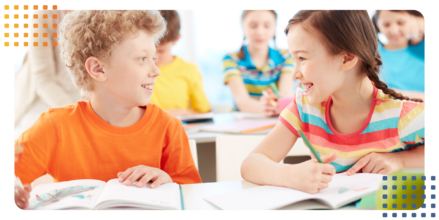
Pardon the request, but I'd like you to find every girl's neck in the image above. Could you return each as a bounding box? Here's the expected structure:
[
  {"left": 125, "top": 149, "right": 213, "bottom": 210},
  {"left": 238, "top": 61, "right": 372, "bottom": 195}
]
[
  {"left": 330, "top": 76, "right": 375, "bottom": 115},
  {"left": 384, "top": 40, "right": 409, "bottom": 50},
  {"left": 246, "top": 43, "right": 269, "bottom": 68},
  {"left": 89, "top": 93, "right": 145, "bottom": 127}
]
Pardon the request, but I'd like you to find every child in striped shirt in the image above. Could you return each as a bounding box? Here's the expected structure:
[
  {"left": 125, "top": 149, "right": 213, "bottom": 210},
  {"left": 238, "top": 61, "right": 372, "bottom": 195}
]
[{"left": 241, "top": 10, "right": 424, "bottom": 194}]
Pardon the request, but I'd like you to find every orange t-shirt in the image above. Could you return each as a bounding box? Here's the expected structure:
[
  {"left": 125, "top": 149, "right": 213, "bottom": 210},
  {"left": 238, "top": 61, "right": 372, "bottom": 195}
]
[{"left": 15, "top": 101, "right": 201, "bottom": 185}]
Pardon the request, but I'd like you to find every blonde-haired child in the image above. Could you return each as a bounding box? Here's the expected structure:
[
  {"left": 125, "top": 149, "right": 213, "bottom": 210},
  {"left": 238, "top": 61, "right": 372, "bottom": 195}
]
[
  {"left": 14, "top": 10, "right": 201, "bottom": 209},
  {"left": 241, "top": 10, "right": 424, "bottom": 194}
]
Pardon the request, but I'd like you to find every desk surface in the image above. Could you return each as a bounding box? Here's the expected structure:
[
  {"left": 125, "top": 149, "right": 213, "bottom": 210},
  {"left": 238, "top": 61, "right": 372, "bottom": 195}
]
[
  {"left": 180, "top": 180, "right": 359, "bottom": 210},
  {"left": 187, "top": 113, "right": 273, "bottom": 144}
]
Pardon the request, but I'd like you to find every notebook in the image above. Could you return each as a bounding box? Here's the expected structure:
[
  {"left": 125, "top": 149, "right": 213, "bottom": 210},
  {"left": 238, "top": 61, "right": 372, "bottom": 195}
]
[
  {"left": 204, "top": 173, "right": 384, "bottom": 210},
  {"left": 176, "top": 112, "right": 214, "bottom": 122},
  {"left": 232, "top": 112, "right": 271, "bottom": 120},
  {"left": 26, "top": 179, "right": 182, "bottom": 210},
  {"left": 201, "top": 118, "right": 278, "bottom": 134}
]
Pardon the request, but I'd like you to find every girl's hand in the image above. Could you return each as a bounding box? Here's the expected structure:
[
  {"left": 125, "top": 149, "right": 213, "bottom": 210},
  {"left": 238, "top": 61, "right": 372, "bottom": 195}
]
[
  {"left": 260, "top": 89, "right": 279, "bottom": 116},
  {"left": 346, "top": 152, "right": 403, "bottom": 176},
  {"left": 15, "top": 185, "right": 32, "bottom": 209},
  {"left": 282, "top": 152, "right": 338, "bottom": 194},
  {"left": 117, "top": 165, "right": 173, "bottom": 188}
]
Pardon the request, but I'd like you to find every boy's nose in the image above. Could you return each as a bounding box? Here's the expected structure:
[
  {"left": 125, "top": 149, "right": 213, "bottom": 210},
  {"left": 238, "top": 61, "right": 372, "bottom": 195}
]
[{"left": 150, "top": 64, "right": 161, "bottom": 77}]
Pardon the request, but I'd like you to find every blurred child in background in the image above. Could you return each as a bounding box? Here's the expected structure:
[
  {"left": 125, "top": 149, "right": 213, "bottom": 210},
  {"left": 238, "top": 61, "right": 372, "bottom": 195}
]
[
  {"left": 223, "top": 10, "right": 295, "bottom": 116},
  {"left": 151, "top": 10, "right": 211, "bottom": 117},
  {"left": 372, "top": 10, "right": 424, "bottom": 100}
]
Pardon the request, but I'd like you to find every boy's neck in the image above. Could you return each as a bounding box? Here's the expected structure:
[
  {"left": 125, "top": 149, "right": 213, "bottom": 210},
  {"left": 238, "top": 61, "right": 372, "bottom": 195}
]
[
  {"left": 89, "top": 95, "right": 145, "bottom": 127},
  {"left": 157, "top": 55, "right": 175, "bottom": 67}
]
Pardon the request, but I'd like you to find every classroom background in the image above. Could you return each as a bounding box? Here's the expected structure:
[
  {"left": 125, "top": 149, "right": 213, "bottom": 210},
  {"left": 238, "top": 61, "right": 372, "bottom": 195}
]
[{"left": 13, "top": 10, "right": 381, "bottom": 112}]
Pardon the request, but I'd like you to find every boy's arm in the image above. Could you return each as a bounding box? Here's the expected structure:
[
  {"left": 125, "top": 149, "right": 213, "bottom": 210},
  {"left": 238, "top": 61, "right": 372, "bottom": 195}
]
[
  {"left": 15, "top": 111, "right": 59, "bottom": 185},
  {"left": 160, "top": 118, "right": 201, "bottom": 184},
  {"left": 189, "top": 66, "right": 211, "bottom": 113}
]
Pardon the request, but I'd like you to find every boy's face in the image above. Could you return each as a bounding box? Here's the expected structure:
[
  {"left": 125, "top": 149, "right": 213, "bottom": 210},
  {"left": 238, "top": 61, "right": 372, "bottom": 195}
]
[
  {"left": 102, "top": 30, "right": 161, "bottom": 107},
  {"left": 154, "top": 36, "right": 179, "bottom": 67}
]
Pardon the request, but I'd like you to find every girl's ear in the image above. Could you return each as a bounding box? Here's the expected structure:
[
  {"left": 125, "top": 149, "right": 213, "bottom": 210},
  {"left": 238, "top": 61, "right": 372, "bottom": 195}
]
[
  {"left": 85, "top": 57, "right": 107, "bottom": 82},
  {"left": 340, "top": 53, "right": 359, "bottom": 71}
]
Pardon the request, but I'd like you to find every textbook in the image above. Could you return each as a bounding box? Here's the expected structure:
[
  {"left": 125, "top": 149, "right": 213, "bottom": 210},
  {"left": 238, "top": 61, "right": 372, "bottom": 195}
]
[
  {"left": 26, "top": 179, "right": 182, "bottom": 210},
  {"left": 201, "top": 118, "right": 278, "bottom": 134},
  {"left": 176, "top": 112, "right": 214, "bottom": 122},
  {"left": 204, "top": 173, "right": 384, "bottom": 210}
]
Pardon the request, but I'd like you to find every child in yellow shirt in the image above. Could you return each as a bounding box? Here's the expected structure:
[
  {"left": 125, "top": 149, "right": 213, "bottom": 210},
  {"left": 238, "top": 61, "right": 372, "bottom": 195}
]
[{"left": 151, "top": 10, "right": 211, "bottom": 117}]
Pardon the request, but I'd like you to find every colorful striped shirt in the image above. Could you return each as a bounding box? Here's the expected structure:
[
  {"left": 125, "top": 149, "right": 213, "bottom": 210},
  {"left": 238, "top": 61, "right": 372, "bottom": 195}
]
[
  {"left": 279, "top": 86, "right": 425, "bottom": 172},
  {"left": 223, "top": 45, "right": 295, "bottom": 98}
]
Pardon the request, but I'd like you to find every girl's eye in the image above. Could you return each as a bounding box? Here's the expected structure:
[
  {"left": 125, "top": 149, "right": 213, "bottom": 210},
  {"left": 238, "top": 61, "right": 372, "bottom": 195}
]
[
  {"left": 299, "top": 57, "right": 306, "bottom": 61},
  {"left": 153, "top": 57, "right": 158, "bottom": 61}
]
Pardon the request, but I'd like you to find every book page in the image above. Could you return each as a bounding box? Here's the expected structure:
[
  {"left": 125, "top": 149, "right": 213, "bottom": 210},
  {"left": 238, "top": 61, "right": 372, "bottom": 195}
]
[
  {"left": 204, "top": 173, "right": 384, "bottom": 210},
  {"left": 201, "top": 119, "right": 278, "bottom": 134},
  {"left": 27, "top": 179, "right": 106, "bottom": 210},
  {"left": 94, "top": 179, "right": 181, "bottom": 210}
]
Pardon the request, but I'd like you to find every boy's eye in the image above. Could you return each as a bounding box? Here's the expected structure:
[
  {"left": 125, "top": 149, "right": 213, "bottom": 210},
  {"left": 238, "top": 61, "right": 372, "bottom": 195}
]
[{"left": 139, "top": 57, "right": 146, "bottom": 62}]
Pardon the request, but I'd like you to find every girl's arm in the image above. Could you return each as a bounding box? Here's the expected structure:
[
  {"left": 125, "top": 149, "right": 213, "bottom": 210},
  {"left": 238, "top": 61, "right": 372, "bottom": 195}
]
[
  {"left": 241, "top": 121, "right": 298, "bottom": 186},
  {"left": 227, "top": 78, "right": 277, "bottom": 115},
  {"left": 277, "top": 73, "right": 294, "bottom": 98}
]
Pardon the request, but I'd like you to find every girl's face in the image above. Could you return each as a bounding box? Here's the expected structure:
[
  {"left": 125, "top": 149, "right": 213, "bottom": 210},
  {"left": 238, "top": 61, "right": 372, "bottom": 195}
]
[
  {"left": 102, "top": 30, "right": 161, "bottom": 107},
  {"left": 287, "top": 24, "right": 345, "bottom": 105},
  {"left": 242, "top": 11, "right": 276, "bottom": 49},
  {"left": 377, "top": 10, "right": 411, "bottom": 48}
]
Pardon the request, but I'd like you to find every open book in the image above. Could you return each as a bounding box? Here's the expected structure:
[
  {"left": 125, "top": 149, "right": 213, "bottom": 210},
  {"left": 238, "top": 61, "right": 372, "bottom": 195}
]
[
  {"left": 204, "top": 173, "right": 384, "bottom": 210},
  {"left": 26, "top": 179, "right": 182, "bottom": 210}
]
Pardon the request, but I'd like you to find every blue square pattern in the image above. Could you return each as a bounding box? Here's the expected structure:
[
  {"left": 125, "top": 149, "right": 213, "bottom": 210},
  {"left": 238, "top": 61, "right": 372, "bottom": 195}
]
[
  {"left": 383, "top": 194, "right": 388, "bottom": 199},
  {"left": 393, "top": 176, "right": 397, "bottom": 181},
  {"left": 422, "top": 176, "right": 426, "bottom": 181},
  {"left": 383, "top": 176, "right": 388, "bottom": 181},
  {"left": 393, "top": 204, "right": 397, "bottom": 208},
  {"left": 432, "top": 203, "right": 436, "bottom": 208},
  {"left": 433, "top": 185, "right": 436, "bottom": 190},
  {"left": 421, "top": 213, "right": 426, "bottom": 217},
  {"left": 413, "top": 185, "right": 417, "bottom": 190},
  {"left": 421, "top": 203, "right": 426, "bottom": 208},
  {"left": 403, "top": 176, "right": 407, "bottom": 181},
  {"left": 403, "top": 185, "right": 407, "bottom": 190},
  {"left": 422, "top": 185, "right": 426, "bottom": 190},
  {"left": 432, "top": 213, "right": 436, "bottom": 218},
  {"left": 383, "top": 204, "right": 388, "bottom": 208},
  {"left": 402, "top": 203, "right": 407, "bottom": 208},
  {"left": 393, "top": 194, "right": 397, "bottom": 199},
  {"left": 383, "top": 185, "right": 388, "bottom": 190},
  {"left": 402, "top": 213, "right": 407, "bottom": 218},
  {"left": 393, "top": 213, "right": 397, "bottom": 217},
  {"left": 433, "top": 194, "right": 436, "bottom": 199},
  {"left": 413, "top": 194, "right": 417, "bottom": 199},
  {"left": 403, "top": 194, "right": 407, "bottom": 199},
  {"left": 412, "top": 176, "right": 417, "bottom": 180},
  {"left": 422, "top": 195, "right": 426, "bottom": 199},
  {"left": 410, "top": 212, "right": 418, "bottom": 218},
  {"left": 383, "top": 213, "right": 388, "bottom": 218},
  {"left": 433, "top": 176, "right": 436, "bottom": 181},
  {"left": 393, "top": 185, "right": 397, "bottom": 190},
  {"left": 412, "top": 204, "right": 417, "bottom": 208}
]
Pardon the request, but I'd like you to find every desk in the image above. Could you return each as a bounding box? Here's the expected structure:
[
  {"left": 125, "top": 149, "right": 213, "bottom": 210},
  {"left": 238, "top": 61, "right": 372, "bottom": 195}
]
[
  {"left": 186, "top": 113, "right": 273, "bottom": 183},
  {"left": 180, "top": 180, "right": 359, "bottom": 210}
]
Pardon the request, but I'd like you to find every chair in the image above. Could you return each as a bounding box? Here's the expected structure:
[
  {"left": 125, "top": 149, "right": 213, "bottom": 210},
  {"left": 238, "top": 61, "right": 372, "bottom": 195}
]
[
  {"left": 188, "top": 139, "right": 198, "bottom": 170},
  {"left": 215, "top": 135, "right": 310, "bottom": 182}
]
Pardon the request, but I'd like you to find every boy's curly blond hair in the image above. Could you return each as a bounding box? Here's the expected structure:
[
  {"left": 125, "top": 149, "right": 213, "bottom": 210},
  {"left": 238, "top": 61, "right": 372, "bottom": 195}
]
[{"left": 59, "top": 10, "right": 166, "bottom": 99}]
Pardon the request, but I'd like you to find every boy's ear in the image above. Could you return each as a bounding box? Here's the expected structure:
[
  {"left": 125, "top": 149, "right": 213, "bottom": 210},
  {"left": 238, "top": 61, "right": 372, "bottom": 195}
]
[
  {"left": 171, "top": 34, "right": 181, "bottom": 46},
  {"left": 85, "top": 56, "right": 107, "bottom": 82},
  {"left": 340, "top": 52, "right": 359, "bottom": 71}
]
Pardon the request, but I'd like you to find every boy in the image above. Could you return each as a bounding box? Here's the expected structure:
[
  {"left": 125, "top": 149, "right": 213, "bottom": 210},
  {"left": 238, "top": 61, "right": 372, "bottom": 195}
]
[
  {"left": 151, "top": 10, "right": 211, "bottom": 117},
  {"left": 14, "top": 10, "right": 201, "bottom": 209}
]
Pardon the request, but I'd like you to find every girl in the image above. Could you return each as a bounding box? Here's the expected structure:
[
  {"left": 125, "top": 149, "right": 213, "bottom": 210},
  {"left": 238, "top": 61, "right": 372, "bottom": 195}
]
[
  {"left": 241, "top": 10, "right": 425, "bottom": 194},
  {"left": 372, "top": 10, "right": 424, "bottom": 99},
  {"left": 223, "top": 10, "right": 295, "bottom": 116}
]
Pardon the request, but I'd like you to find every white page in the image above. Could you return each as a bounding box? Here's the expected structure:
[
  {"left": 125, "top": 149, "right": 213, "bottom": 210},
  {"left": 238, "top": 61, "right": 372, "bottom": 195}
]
[
  {"left": 27, "top": 179, "right": 106, "bottom": 210},
  {"left": 204, "top": 173, "right": 384, "bottom": 210},
  {"left": 94, "top": 179, "right": 181, "bottom": 210}
]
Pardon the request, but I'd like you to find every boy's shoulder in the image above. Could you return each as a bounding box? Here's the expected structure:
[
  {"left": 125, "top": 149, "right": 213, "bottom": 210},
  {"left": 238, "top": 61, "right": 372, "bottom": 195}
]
[
  {"left": 172, "top": 56, "right": 199, "bottom": 72},
  {"left": 46, "top": 101, "right": 87, "bottom": 117},
  {"left": 148, "top": 104, "right": 184, "bottom": 128}
]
